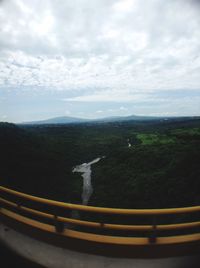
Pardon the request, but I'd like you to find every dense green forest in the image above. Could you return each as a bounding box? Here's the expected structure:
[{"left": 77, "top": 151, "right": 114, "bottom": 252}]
[{"left": 0, "top": 117, "right": 200, "bottom": 210}]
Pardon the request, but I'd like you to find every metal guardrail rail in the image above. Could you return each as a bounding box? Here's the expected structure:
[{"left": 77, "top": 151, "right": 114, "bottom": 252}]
[{"left": 0, "top": 186, "right": 200, "bottom": 246}]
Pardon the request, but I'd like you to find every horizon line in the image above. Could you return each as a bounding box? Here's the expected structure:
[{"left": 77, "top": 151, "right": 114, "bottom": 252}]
[{"left": 1, "top": 114, "right": 200, "bottom": 125}]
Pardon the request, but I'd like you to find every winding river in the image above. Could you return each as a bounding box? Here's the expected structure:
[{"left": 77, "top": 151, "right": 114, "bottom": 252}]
[{"left": 72, "top": 157, "right": 103, "bottom": 205}]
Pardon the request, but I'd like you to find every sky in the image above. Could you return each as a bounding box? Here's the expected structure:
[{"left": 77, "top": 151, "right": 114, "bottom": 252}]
[{"left": 0, "top": 0, "right": 200, "bottom": 123}]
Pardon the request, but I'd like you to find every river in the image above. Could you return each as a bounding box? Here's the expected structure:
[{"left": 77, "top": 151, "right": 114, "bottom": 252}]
[
  {"left": 127, "top": 138, "right": 132, "bottom": 147},
  {"left": 72, "top": 157, "right": 103, "bottom": 205}
]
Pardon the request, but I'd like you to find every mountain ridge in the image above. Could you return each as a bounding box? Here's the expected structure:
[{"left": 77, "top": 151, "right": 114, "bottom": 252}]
[
  {"left": 20, "top": 115, "right": 200, "bottom": 125},
  {"left": 21, "top": 116, "right": 89, "bottom": 125}
]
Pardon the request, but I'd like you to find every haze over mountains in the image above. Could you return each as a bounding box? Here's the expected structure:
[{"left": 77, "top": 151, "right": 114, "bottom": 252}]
[
  {"left": 21, "top": 115, "right": 200, "bottom": 125},
  {"left": 21, "top": 115, "right": 160, "bottom": 125},
  {"left": 23, "top": 116, "right": 88, "bottom": 125}
]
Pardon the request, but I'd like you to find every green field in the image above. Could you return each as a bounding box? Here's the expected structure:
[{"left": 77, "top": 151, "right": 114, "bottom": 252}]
[{"left": 136, "top": 133, "right": 175, "bottom": 145}]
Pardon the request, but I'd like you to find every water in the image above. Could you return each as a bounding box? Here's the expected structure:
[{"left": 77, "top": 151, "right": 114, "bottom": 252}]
[
  {"left": 72, "top": 157, "right": 102, "bottom": 205},
  {"left": 127, "top": 138, "right": 132, "bottom": 147}
]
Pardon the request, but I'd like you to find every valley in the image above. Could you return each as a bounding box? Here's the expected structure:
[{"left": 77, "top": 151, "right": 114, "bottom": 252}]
[{"left": 0, "top": 117, "right": 200, "bottom": 211}]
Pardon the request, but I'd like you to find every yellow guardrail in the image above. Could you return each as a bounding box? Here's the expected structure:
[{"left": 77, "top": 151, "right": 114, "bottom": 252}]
[
  {"left": 0, "top": 185, "right": 200, "bottom": 246},
  {"left": 1, "top": 186, "right": 200, "bottom": 215}
]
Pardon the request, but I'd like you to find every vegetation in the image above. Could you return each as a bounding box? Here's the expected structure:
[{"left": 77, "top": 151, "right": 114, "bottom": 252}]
[{"left": 0, "top": 118, "right": 200, "bottom": 210}]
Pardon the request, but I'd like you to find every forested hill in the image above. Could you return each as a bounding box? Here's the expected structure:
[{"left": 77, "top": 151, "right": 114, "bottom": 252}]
[
  {"left": 90, "top": 120, "right": 200, "bottom": 208},
  {"left": 0, "top": 122, "right": 81, "bottom": 202},
  {"left": 0, "top": 118, "right": 200, "bottom": 209}
]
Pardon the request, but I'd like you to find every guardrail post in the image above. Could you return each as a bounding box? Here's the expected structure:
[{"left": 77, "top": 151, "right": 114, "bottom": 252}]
[
  {"left": 98, "top": 214, "right": 105, "bottom": 234},
  {"left": 54, "top": 215, "right": 64, "bottom": 233},
  {"left": 16, "top": 199, "right": 22, "bottom": 210},
  {"left": 149, "top": 217, "right": 157, "bottom": 243}
]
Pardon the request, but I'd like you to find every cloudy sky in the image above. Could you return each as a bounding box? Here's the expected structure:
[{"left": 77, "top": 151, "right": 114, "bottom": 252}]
[{"left": 0, "top": 0, "right": 200, "bottom": 122}]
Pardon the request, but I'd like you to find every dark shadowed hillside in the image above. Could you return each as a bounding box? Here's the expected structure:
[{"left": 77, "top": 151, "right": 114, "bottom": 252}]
[{"left": 0, "top": 122, "right": 81, "bottom": 203}]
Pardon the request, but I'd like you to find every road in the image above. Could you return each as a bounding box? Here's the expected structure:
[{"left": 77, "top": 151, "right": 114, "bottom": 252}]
[
  {"left": 0, "top": 222, "right": 199, "bottom": 268},
  {"left": 0, "top": 241, "right": 44, "bottom": 268}
]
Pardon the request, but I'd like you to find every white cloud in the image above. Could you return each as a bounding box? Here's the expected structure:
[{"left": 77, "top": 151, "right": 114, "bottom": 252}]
[
  {"left": 30, "top": 10, "right": 54, "bottom": 36},
  {"left": 119, "top": 106, "right": 128, "bottom": 111},
  {"left": 65, "top": 110, "right": 71, "bottom": 115},
  {"left": 1, "top": 115, "right": 7, "bottom": 119},
  {"left": 63, "top": 89, "right": 150, "bottom": 102},
  {"left": 112, "top": 0, "right": 138, "bottom": 13},
  {"left": 0, "top": 0, "right": 200, "bottom": 119}
]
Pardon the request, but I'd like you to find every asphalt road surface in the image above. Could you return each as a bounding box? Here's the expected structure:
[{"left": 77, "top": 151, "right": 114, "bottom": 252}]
[{"left": 0, "top": 241, "right": 44, "bottom": 268}]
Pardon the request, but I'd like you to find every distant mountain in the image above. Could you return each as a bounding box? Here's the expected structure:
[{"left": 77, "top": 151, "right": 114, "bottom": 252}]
[
  {"left": 21, "top": 114, "right": 161, "bottom": 125},
  {"left": 20, "top": 115, "right": 200, "bottom": 125},
  {"left": 94, "top": 115, "right": 160, "bottom": 122},
  {"left": 21, "top": 116, "right": 89, "bottom": 125}
]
